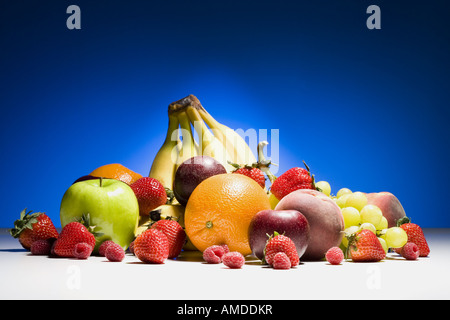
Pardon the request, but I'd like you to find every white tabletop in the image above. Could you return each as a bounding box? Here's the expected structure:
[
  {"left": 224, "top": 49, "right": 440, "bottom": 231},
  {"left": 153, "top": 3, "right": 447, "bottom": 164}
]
[{"left": 0, "top": 228, "right": 448, "bottom": 300}]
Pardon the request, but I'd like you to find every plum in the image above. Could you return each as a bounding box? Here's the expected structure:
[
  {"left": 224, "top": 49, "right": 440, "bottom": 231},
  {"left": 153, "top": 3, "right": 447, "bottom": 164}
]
[
  {"left": 173, "top": 156, "right": 227, "bottom": 206},
  {"left": 248, "top": 209, "right": 310, "bottom": 260},
  {"left": 275, "top": 189, "right": 344, "bottom": 261},
  {"left": 365, "top": 192, "right": 406, "bottom": 228}
]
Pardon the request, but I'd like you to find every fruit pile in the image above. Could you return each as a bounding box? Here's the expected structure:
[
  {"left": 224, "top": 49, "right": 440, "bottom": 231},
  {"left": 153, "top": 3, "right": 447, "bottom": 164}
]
[{"left": 9, "top": 95, "right": 430, "bottom": 269}]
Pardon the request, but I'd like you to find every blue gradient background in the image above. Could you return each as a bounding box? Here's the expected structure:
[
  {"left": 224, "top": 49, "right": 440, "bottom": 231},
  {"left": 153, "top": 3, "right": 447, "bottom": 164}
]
[{"left": 1, "top": 1, "right": 449, "bottom": 228}]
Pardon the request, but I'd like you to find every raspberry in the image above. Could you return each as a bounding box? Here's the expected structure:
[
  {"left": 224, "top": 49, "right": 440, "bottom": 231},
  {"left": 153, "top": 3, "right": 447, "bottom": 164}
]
[
  {"left": 401, "top": 242, "right": 420, "bottom": 260},
  {"left": 105, "top": 243, "right": 125, "bottom": 262},
  {"left": 98, "top": 240, "right": 115, "bottom": 257},
  {"left": 128, "top": 240, "right": 135, "bottom": 255},
  {"left": 222, "top": 251, "right": 245, "bottom": 269},
  {"left": 73, "top": 242, "right": 93, "bottom": 259},
  {"left": 203, "top": 245, "right": 226, "bottom": 264},
  {"left": 326, "top": 247, "right": 344, "bottom": 265},
  {"left": 221, "top": 244, "right": 230, "bottom": 254},
  {"left": 272, "top": 252, "right": 291, "bottom": 269},
  {"left": 30, "top": 239, "right": 53, "bottom": 255}
]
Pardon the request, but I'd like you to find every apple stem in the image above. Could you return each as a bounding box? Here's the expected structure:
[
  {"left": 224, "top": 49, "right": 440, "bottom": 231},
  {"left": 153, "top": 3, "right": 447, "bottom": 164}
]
[{"left": 99, "top": 177, "right": 103, "bottom": 187}]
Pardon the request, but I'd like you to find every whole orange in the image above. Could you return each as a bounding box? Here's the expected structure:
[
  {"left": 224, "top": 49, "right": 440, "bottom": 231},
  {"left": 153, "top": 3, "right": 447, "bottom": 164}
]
[
  {"left": 90, "top": 163, "right": 143, "bottom": 185},
  {"left": 184, "top": 173, "right": 271, "bottom": 256}
]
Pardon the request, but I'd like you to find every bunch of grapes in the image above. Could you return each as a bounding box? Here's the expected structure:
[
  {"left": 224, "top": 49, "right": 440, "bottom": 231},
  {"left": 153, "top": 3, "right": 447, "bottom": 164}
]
[{"left": 316, "top": 182, "right": 408, "bottom": 254}]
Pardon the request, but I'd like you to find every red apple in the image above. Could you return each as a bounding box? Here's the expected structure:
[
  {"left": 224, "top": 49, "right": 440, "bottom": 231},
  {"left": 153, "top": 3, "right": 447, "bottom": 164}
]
[{"left": 248, "top": 209, "right": 310, "bottom": 261}]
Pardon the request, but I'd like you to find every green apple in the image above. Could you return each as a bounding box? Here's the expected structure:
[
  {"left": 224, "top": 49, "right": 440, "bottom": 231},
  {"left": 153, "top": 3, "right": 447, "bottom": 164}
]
[{"left": 60, "top": 178, "right": 139, "bottom": 252}]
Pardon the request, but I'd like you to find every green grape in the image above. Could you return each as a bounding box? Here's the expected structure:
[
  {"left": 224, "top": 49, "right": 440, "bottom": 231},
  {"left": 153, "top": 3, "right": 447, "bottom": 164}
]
[
  {"left": 316, "top": 180, "right": 331, "bottom": 197},
  {"left": 385, "top": 227, "right": 408, "bottom": 248},
  {"left": 376, "top": 216, "right": 388, "bottom": 230},
  {"left": 341, "top": 207, "right": 361, "bottom": 229},
  {"left": 336, "top": 193, "right": 351, "bottom": 208},
  {"left": 360, "top": 222, "right": 376, "bottom": 234},
  {"left": 345, "top": 192, "right": 368, "bottom": 211},
  {"left": 360, "top": 204, "right": 382, "bottom": 227},
  {"left": 378, "top": 237, "right": 388, "bottom": 253},
  {"left": 341, "top": 225, "right": 360, "bottom": 247},
  {"left": 337, "top": 188, "right": 352, "bottom": 198}
]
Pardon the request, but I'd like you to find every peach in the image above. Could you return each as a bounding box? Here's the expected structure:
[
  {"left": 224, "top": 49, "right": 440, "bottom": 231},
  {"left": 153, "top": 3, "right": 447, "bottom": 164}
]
[
  {"left": 275, "top": 189, "right": 344, "bottom": 261},
  {"left": 365, "top": 192, "right": 406, "bottom": 228}
]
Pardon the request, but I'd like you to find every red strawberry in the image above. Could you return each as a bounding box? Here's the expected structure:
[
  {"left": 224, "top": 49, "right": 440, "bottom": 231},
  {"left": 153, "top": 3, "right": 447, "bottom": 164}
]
[
  {"left": 53, "top": 221, "right": 96, "bottom": 258},
  {"left": 264, "top": 232, "right": 299, "bottom": 267},
  {"left": 130, "top": 177, "right": 168, "bottom": 216},
  {"left": 150, "top": 219, "right": 186, "bottom": 258},
  {"left": 270, "top": 161, "right": 315, "bottom": 200},
  {"left": 230, "top": 163, "right": 266, "bottom": 188},
  {"left": 134, "top": 229, "right": 169, "bottom": 264},
  {"left": 10, "top": 208, "right": 59, "bottom": 250},
  {"left": 222, "top": 251, "right": 245, "bottom": 269},
  {"left": 272, "top": 252, "right": 291, "bottom": 269},
  {"left": 348, "top": 229, "right": 386, "bottom": 262},
  {"left": 395, "top": 217, "right": 430, "bottom": 257}
]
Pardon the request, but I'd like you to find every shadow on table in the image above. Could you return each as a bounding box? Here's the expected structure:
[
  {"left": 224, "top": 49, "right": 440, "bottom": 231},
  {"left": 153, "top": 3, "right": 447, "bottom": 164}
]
[{"left": 0, "top": 248, "right": 27, "bottom": 253}]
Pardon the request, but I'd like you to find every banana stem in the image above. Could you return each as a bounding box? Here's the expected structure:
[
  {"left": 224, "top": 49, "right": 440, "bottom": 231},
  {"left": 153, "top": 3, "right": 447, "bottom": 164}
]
[{"left": 257, "top": 141, "right": 277, "bottom": 183}]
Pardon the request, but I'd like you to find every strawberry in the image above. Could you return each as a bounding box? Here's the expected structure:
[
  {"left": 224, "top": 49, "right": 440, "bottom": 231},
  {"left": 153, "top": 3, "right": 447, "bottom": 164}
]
[
  {"left": 270, "top": 161, "right": 315, "bottom": 200},
  {"left": 130, "top": 177, "right": 169, "bottom": 216},
  {"left": 395, "top": 217, "right": 430, "bottom": 257},
  {"left": 229, "top": 162, "right": 266, "bottom": 188},
  {"left": 150, "top": 218, "right": 186, "bottom": 259},
  {"left": 347, "top": 229, "right": 386, "bottom": 262},
  {"left": 53, "top": 218, "right": 97, "bottom": 258},
  {"left": 272, "top": 252, "right": 291, "bottom": 270},
  {"left": 222, "top": 252, "right": 245, "bottom": 269},
  {"left": 134, "top": 229, "right": 169, "bottom": 264},
  {"left": 263, "top": 232, "right": 299, "bottom": 267},
  {"left": 10, "top": 208, "right": 59, "bottom": 250}
]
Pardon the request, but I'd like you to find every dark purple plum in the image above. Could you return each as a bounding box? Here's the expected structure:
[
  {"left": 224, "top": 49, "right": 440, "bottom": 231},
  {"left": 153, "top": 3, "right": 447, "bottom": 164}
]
[
  {"left": 248, "top": 209, "right": 310, "bottom": 260},
  {"left": 173, "top": 156, "right": 227, "bottom": 206}
]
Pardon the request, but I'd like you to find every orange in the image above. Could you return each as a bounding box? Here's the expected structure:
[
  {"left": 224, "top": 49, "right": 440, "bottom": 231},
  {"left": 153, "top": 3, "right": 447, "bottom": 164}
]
[
  {"left": 90, "top": 163, "right": 143, "bottom": 185},
  {"left": 184, "top": 173, "right": 271, "bottom": 256}
]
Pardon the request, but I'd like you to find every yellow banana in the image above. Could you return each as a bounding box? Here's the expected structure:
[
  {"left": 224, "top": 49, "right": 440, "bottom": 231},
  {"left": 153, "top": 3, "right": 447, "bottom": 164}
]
[
  {"left": 185, "top": 106, "right": 235, "bottom": 171},
  {"left": 199, "top": 108, "right": 257, "bottom": 166},
  {"left": 148, "top": 113, "right": 179, "bottom": 190},
  {"left": 176, "top": 111, "right": 197, "bottom": 168}
]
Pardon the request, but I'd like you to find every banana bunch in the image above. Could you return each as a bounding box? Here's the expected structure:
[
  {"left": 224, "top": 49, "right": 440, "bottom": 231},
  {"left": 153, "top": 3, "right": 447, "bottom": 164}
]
[
  {"left": 146, "top": 95, "right": 258, "bottom": 251},
  {"left": 149, "top": 94, "right": 257, "bottom": 190}
]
